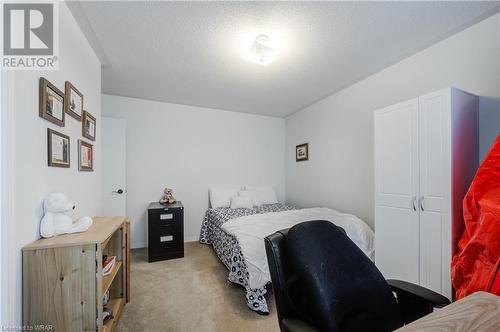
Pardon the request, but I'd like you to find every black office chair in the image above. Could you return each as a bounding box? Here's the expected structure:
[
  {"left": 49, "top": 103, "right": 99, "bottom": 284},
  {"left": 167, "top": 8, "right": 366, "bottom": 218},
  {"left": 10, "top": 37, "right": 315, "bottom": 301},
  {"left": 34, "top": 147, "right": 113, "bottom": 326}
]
[{"left": 264, "top": 220, "right": 450, "bottom": 332}]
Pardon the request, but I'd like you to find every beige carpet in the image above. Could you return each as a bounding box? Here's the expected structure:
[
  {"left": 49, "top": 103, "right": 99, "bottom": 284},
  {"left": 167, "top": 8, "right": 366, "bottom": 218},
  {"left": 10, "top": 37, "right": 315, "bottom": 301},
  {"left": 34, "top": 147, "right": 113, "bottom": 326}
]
[{"left": 117, "top": 242, "right": 280, "bottom": 332}]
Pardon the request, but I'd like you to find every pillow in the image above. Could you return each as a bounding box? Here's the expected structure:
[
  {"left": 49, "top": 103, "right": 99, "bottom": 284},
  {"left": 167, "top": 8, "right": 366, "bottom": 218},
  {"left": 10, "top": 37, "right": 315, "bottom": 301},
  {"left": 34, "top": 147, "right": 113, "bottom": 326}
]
[
  {"left": 238, "top": 190, "right": 260, "bottom": 207},
  {"left": 209, "top": 187, "right": 239, "bottom": 208},
  {"left": 230, "top": 195, "right": 253, "bottom": 209},
  {"left": 244, "top": 186, "right": 278, "bottom": 204}
]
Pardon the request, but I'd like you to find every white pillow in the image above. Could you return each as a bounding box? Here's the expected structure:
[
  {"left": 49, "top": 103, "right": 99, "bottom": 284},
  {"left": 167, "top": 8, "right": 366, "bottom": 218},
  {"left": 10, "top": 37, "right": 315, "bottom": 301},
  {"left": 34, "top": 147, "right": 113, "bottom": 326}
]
[
  {"left": 209, "top": 187, "right": 239, "bottom": 208},
  {"left": 244, "top": 186, "right": 278, "bottom": 204},
  {"left": 230, "top": 195, "right": 253, "bottom": 209},
  {"left": 238, "top": 190, "right": 260, "bottom": 207}
]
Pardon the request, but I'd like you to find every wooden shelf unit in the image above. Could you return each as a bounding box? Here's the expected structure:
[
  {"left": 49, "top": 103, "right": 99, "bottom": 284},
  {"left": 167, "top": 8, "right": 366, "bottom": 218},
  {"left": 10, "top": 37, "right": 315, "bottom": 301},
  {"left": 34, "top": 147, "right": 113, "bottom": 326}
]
[{"left": 23, "top": 216, "right": 131, "bottom": 332}]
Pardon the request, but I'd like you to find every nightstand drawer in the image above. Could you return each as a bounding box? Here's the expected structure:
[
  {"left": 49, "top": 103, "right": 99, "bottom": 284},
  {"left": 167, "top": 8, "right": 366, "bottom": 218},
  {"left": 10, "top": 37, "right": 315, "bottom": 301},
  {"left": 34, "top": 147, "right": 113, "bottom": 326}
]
[
  {"left": 155, "top": 232, "right": 182, "bottom": 249},
  {"left": 148, "top": 232, "right": 183, "bottom": 262},
  {"left": 148, "top": 209, "right": 183, "bottom": 234},
  {"left": 148, "top": 208, "right": 183, "bottom": 223},
  {"left": 158, "top": 220, "right": 182, "bottom": 234}
]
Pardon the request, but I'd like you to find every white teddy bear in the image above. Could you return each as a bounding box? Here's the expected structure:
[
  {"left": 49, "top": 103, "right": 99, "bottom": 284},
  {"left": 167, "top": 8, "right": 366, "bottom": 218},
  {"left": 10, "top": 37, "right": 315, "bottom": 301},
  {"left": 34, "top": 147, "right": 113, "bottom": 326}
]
[{"left": 40, "top": 192, "right": 93, "bottom": 238}]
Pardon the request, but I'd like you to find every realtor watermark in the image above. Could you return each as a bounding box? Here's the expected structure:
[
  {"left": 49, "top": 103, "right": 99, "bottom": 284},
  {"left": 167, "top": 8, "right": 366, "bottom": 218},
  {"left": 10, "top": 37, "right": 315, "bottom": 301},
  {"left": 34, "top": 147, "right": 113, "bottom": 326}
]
[
  {"left": 2, "top": 1, "right": 59, "bottom": 70},
  {"left": 0, "top": 325, "right": 54, "bottom": 331}
]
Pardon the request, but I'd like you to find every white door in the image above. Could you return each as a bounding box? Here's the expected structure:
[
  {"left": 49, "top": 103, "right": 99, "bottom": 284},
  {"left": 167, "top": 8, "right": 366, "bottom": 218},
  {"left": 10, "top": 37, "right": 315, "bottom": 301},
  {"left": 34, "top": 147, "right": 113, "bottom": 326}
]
[
  {"left": 102, "top": 117, "right": 127, "bottom": 216},
  {"left": 418, "top": 89, "right": 451, "bottom": 297},
  {"left": 374, "top": 99, "right": 420, "bottom": 283}
]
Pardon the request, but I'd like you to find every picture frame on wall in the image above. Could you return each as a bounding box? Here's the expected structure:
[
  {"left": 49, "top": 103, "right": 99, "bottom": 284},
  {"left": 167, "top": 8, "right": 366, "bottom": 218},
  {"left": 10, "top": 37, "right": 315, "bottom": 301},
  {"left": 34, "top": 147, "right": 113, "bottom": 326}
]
[
  {"left": 296, "top": 143, "right": 309, "bottom": 162},
  {"left": 78, "top": 140, "right": 93, "bottom": 171},
  {"left": 47, "top": 129, "right": 70, "bottom": 168},
  {"left": 64, "top": 81, "right": 83, "bottom": 121},
  {"left": 40, "top": 78, "right": 65, "bottom": 127},
  {"left": 82, "top": 111, "right": 96, "bottom": 141}
]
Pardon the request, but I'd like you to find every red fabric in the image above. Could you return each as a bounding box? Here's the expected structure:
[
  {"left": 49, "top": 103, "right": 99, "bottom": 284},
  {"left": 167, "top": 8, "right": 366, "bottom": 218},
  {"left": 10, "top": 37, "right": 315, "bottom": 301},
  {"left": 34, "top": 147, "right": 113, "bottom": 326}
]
[
  {"left": 451, "top": 134, "right": 500, "bottom": 299},
  {"left": 489, "top": 258, "right": 500, "bottom": 295}
]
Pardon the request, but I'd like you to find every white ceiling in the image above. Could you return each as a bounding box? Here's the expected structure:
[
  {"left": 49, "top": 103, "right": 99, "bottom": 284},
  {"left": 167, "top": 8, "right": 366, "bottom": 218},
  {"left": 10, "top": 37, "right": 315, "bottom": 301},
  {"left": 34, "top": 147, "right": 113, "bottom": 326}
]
[{"left": 70, "top": 1, "right": 500, "bottom": 117}]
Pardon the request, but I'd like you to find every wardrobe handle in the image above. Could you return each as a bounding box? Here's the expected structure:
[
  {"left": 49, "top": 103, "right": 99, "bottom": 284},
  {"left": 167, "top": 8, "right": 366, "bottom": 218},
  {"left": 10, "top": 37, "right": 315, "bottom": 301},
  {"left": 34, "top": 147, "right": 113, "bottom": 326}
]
[
  {"left": 411, "top": 196, "right": 417, "bottom": 211},
  {"left": 420, "top": 196, "right": 425, "bottom": 211}
]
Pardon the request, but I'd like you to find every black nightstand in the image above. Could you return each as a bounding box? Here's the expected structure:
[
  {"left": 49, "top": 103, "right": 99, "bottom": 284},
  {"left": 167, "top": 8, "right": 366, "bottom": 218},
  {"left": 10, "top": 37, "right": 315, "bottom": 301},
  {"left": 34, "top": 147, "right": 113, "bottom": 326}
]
[{"left": 147, "top": 201, "right": 184, "bottom": 262}]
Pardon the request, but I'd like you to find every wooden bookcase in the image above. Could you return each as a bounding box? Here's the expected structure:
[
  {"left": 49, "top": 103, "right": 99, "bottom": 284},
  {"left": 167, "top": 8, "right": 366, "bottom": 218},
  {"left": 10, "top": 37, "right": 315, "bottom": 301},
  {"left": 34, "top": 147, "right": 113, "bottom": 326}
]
[{"left": 22, "top": 216, "right": 131, "bottom": 332}]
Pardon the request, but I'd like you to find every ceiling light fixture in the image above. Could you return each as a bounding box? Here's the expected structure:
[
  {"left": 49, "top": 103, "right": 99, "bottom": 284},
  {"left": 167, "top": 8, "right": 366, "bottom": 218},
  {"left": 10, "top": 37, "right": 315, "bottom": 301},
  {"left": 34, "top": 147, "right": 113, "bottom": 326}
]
[{"left": 242, "top": 34, "right": 279, "bottom": 67}]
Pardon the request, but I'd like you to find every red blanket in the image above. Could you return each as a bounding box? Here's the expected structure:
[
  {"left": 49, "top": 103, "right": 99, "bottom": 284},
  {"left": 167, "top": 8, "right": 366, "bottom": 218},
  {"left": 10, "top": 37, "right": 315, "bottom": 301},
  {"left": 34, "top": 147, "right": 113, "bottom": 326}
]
[{"left": 451, "top": 134, "right": 500, "bottom": 299}]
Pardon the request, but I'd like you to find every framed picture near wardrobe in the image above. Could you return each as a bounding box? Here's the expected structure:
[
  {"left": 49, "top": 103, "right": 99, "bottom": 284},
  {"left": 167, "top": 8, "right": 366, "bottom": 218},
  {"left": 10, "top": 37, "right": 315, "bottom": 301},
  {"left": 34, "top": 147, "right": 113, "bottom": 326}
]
[
  {"left": 47, "top": 129, "right": 70, "bottom": 168},
  {"left": 40, "top": 78, "right": 65, "bottom": 127},
  {"left": 82, "top": 111, "right": 96, "bottom": 141},
  {"left": 78, "top": 140, "right": 93, "bottom": 171},
  {"left": 64, "top": 81, "right": 83, "bottom": 121},
  {"left": 296, "top": 143, "right": 309, "bottom": 162}
]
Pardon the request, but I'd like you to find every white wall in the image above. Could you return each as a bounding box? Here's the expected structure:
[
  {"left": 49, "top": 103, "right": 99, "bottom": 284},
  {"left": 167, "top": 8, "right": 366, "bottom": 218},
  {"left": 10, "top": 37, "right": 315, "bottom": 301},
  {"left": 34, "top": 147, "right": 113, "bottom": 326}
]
[
  {"left": 4, "top": 3, "right": 102, "bottom": 325},
  {"left": 286, "top": 13, "right": 500, "bottom": 228},
  {"left": 102, "top": 95, "right": 285, "bottom": 247}
]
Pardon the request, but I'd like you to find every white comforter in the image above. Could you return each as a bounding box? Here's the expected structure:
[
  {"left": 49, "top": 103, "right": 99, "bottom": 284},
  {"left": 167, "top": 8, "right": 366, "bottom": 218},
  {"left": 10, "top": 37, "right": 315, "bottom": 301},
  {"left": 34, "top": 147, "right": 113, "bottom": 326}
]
[{"left": 221, "top": 207, "right": 375, "bottom": 290}]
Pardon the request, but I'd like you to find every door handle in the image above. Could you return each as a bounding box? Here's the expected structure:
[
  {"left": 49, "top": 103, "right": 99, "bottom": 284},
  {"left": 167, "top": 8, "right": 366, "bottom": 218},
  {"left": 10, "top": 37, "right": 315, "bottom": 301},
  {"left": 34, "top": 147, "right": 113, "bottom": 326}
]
[
  {"left": 112, "top": 189, "right": 126, "bottom": 194},
  {"left": 420, "top": 196, "right": 425, "bottom": 211},
  {"left": 410, "top": 196, "right": 417, "bottom": 211}
]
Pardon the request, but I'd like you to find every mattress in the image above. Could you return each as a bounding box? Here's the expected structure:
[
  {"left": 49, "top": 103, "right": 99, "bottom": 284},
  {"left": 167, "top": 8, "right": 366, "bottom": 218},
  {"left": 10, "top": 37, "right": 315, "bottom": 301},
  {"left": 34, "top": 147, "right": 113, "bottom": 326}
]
[
  {"left": 199, "top": 203, "right": 296, "bottom": 313},
  {"left": 222, "top": 207, "right": 375, "bottom": 290}
]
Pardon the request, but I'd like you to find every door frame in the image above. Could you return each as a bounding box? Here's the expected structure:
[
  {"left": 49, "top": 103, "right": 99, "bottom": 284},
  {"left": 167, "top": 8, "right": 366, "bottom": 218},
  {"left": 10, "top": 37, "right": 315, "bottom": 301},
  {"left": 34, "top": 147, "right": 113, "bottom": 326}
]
[{"left": 1, "top": 70, "right": 15, "bottom": 326}]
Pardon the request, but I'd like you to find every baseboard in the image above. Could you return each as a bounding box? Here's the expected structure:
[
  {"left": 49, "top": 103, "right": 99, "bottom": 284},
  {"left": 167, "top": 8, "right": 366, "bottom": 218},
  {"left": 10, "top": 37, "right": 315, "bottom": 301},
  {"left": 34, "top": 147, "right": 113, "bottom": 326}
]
[
  {"left": 184, "top": 235, "right": 199, "bottom": 242},
  {"left": 131, "top": 241, "right": 148, "bottom": 249}
]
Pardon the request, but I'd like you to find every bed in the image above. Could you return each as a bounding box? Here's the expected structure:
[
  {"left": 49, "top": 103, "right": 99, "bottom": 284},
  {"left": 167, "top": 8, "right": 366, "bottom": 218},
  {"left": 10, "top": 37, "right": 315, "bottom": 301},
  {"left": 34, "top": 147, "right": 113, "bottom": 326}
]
[
  {"left": 199, "top": 203, "right": 296, "bottom": 313},
  {"left": 199, "top": 201, "right": 375, "bottom": 314}
]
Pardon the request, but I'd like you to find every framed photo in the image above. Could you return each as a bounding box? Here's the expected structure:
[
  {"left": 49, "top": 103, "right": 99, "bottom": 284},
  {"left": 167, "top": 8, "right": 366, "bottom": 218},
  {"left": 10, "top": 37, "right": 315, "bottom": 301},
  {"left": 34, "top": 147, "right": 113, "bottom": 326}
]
[
  {"left": 40, "top": 78, "right": 65, "bottom": 127},
  {"left": 47, "top": 129, "right": 70, "bottom": 168},
  {"left": 296, "top": 143, "right": 309, "bottom": 162},
  {"left": 78, "top": 140, "right": 93, "bottom": 171},
  {"left": 82, "top": 111, "right": 96, "bottom": 141},
  {"left": 64, "top": 81, "right": 83, "bottom": 121}
]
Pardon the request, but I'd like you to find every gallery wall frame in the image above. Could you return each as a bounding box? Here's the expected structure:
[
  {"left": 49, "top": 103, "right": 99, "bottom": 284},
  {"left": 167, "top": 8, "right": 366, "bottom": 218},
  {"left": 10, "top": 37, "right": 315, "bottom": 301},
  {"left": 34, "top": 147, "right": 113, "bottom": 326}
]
[
  {"left": 39, "top": 77, "right": 65, "bottom": 127},
  {"left": 82, "top": 110, "right": 96, "bottom": 141},
  {"left": 47, "top": 128, "right": 70, "bottom": 168},
  {"left": 78, "top": 139, "right": 93, "bottom": 171},
  {"left": 64, "top": 81, "right": 83, "bottom": 121}
]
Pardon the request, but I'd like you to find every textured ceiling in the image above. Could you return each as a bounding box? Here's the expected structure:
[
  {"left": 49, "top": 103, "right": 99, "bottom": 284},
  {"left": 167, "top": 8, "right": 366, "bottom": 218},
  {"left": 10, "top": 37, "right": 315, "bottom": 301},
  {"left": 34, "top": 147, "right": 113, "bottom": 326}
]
[{"left": 71, "top": 1, "right": 500, "bottom": 117}]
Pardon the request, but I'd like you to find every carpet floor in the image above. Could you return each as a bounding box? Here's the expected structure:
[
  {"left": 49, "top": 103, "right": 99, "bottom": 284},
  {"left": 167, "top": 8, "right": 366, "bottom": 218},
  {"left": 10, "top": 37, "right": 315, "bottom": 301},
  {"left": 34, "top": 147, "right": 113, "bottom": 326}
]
[{"left": 117, "top": 242, "right": 280, "bottom": 332}]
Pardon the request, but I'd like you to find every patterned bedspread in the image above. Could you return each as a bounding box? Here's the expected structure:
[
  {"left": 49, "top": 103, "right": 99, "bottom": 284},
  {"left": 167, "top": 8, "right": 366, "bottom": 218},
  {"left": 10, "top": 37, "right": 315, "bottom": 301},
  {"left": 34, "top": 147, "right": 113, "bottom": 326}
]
[{"left": 199, "top": 203, "right": 297, "bottom": 313}]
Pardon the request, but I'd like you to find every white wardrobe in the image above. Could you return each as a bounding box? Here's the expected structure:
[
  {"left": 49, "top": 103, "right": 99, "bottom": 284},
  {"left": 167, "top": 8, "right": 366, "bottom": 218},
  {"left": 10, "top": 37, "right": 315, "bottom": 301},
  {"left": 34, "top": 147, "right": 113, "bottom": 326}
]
[{"left": 374, "top": 88, "right": 478, "bottom": 299}]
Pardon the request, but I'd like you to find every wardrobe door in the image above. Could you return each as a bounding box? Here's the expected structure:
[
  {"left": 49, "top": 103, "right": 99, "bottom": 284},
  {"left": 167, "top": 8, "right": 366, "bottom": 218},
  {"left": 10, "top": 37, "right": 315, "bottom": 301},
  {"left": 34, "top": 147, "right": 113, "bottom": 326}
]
[
  {"left": 374, "top": 99, "right": 420, "bottom": 283},
  {"left": 418, "top": 89, "right": 451, "bottom": 297}
]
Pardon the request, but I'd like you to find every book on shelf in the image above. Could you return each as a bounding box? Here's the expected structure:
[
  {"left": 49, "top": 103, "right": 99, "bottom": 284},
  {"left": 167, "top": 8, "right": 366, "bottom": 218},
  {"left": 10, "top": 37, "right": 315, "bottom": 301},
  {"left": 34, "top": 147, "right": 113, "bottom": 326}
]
[
  {"left": 103, "top": 290, "right": 110, "bottom": 306},
  {"left": 103, "top": 307, "right": 114, "bottom": 323},
  {"left": 103, "top": 255, "right": 116, "bottom": 276}
]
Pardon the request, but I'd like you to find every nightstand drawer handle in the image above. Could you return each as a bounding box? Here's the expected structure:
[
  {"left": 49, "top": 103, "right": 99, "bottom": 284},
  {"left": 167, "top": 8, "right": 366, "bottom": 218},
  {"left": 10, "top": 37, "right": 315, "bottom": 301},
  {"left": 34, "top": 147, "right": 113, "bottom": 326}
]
[
  {"left": 160, "top": 235, "right": 173, "bottom": 242},
  {"left": 160, "top": 213, "right": 173, "bottom": 220}
]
